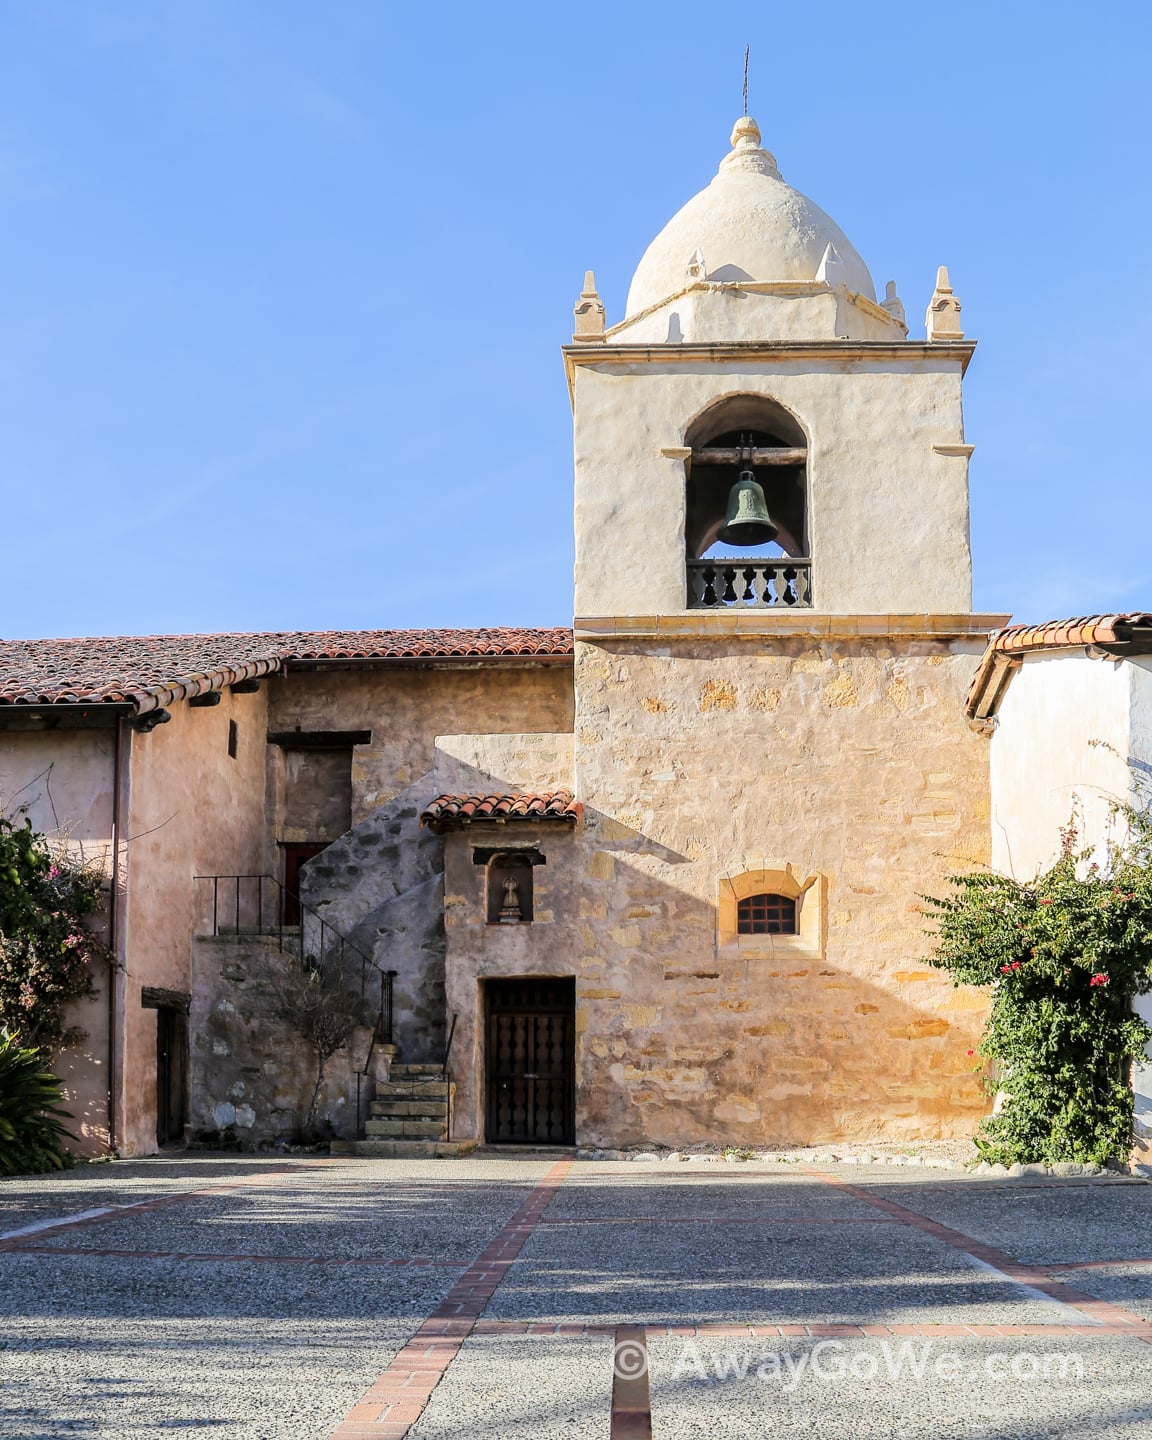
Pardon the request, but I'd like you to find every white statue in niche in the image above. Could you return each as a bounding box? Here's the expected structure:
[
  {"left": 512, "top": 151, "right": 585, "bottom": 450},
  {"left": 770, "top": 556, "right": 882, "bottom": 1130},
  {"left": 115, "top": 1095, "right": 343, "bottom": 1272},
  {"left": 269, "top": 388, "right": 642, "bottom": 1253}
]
[{"left": 499, "top": 872, "right": 523, "bottom": 923}]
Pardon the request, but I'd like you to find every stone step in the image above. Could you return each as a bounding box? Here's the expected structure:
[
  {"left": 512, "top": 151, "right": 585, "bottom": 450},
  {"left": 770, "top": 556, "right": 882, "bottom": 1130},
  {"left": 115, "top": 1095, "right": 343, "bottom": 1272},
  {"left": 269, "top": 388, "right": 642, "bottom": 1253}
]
[
  {"left": 365, "top": 1118, "right": 447, "bottom": 1139},
  {"left": 348, "top": 1139, "right": 478, "bottom": 1159},
  {"left": 388, "top": 1064, "right": 444, "bottom": 1078},
  {"left": 374, "top": 1081, "right": 450, "bottom": 1100},
  {"left": 370, "top": 1099, "right": 449, "bottom": 1118}
]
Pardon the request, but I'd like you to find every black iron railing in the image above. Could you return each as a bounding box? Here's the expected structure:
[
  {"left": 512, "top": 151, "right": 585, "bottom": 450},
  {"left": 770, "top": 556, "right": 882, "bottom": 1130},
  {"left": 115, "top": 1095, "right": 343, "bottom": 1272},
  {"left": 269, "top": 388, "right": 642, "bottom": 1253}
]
[
  {"left": 441, "top": 1012, "right": 457, "bottom": 1141},
  {"left": 195, "top": 872, "right": 398, "bottom": 1135}
]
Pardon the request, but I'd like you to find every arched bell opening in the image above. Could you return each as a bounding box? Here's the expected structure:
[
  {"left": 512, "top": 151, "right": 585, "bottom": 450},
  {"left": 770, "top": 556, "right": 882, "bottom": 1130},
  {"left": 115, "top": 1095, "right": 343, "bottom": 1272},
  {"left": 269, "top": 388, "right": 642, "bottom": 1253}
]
[{"left": 683, "top": 396, "right": 812, "bottom": 610}]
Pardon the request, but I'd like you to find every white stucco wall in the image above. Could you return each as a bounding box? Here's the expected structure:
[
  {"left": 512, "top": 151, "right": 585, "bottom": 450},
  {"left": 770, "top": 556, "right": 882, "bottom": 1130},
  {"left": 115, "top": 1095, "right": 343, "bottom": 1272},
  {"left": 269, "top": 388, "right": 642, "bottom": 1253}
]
[
  {"left": 571, "top": 355, "right": 972, "bottom": 617},
  {"left": 990, "top": 652, "right": 1136, "bottom": 880}
]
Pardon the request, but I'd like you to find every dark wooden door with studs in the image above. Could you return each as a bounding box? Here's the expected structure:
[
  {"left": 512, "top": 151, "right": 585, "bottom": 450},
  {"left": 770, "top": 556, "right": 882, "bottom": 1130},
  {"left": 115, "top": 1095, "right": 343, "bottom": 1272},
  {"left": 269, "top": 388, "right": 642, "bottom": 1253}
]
[{"left": 485, "top": 978, "right": 575, "bottom": 1145}]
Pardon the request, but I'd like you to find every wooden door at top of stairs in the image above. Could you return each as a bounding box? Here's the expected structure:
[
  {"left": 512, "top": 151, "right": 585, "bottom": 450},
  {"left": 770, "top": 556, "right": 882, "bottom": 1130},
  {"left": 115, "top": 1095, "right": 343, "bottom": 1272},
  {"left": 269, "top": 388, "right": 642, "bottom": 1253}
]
[{"left": 485, "top": 978, "right": 575, "bottom": 1145}]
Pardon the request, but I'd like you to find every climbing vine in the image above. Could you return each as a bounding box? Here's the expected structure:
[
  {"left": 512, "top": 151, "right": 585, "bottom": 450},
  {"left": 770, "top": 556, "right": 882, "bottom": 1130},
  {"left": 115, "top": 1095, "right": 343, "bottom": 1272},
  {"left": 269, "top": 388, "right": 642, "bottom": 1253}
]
[
  {"left": 924, "top": 816, "right": 1152, "bottom": 1166},
  {"left": 0, "top": 814, "right": 112, "bottom": 1053}
]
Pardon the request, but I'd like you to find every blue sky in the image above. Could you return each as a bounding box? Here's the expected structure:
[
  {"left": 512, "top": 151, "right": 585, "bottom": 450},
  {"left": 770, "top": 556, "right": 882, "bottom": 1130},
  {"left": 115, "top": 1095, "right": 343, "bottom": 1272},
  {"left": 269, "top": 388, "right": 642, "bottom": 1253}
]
[{"left": 2, "top": 1, "right": 1149, "bottom": 639}]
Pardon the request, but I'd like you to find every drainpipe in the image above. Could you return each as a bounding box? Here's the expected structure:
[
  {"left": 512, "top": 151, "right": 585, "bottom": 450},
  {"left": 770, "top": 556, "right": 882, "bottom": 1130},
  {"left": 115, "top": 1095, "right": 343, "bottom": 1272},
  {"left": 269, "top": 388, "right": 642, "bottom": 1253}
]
[{"left": 106, "top": 714, "right": 129, "bottom": 1153}]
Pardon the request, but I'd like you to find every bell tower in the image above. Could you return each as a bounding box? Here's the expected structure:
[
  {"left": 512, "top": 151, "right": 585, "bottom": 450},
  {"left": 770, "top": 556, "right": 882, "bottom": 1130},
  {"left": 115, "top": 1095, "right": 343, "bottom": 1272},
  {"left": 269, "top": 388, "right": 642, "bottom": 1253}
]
[
  {"left": 565, "top": 117, "right": 982, "bottom": 624},
  {"left": 555, "top": 116, "right": 1009, "bottom": 1153}
]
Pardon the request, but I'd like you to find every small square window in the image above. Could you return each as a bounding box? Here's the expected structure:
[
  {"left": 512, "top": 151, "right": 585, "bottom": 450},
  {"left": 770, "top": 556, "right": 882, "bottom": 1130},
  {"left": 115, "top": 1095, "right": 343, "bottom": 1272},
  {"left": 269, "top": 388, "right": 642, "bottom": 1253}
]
[
  {"left": 227, "top": 719, "right": 238, "bottom": 759},
  {"left": 737, "top": 892, "right": 796, "bottom": 935}
]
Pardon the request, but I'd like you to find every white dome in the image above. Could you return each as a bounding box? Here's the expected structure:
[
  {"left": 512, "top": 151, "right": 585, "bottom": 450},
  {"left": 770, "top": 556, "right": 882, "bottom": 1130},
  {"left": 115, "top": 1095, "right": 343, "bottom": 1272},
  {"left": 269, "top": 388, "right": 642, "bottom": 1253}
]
[{"left": 625, "top": 117, "right": 875, "bottom": 317}]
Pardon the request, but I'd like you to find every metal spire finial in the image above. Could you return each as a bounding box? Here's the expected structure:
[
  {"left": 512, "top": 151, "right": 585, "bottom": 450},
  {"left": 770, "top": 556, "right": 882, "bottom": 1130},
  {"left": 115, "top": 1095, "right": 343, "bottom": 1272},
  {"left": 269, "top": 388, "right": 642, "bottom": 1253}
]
[{"left": 742, "top": 45, "right": 749, "bottom": 116}]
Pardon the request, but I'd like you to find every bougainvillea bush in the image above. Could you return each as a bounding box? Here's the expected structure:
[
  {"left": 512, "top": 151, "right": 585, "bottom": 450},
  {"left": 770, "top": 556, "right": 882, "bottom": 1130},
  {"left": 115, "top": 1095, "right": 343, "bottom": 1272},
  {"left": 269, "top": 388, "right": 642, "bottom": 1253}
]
[
  {"left": 925, "top": 820, "right": 1152, "bottom": 1167},
  {"left": 0, "top": 814, "right": 110, "bottom": 1052}
]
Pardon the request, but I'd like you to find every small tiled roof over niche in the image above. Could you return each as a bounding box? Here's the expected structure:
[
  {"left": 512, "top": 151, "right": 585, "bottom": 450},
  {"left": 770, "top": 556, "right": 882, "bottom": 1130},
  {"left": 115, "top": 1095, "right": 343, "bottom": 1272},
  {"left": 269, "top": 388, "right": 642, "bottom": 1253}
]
[
  {"left": 421, "top": 792, "right": 582, "bottom": 831},
  {"left": 0, "top": 627, "right": 574, "bottom": 713}
]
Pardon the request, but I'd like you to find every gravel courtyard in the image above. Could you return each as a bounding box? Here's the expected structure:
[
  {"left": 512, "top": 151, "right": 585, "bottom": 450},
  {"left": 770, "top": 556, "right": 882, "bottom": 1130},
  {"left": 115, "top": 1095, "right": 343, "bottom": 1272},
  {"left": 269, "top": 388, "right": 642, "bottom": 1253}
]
[{"left": 2, "top": 1154, "right": 1152, "bottom": 1438}]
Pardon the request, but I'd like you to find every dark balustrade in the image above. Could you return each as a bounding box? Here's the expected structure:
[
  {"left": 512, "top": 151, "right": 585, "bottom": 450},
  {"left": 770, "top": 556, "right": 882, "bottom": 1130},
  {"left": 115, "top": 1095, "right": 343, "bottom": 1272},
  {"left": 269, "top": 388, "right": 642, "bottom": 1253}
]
[{"left": 687, "top": 557, "right": 812, "bottom": 609}]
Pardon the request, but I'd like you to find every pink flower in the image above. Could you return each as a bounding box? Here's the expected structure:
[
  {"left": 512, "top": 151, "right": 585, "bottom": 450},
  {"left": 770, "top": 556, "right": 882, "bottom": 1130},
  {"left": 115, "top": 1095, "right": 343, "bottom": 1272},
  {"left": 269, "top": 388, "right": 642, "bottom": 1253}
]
[
  {"left": 1089, "top": 973, "right": 1109, "bottom": 988},
  {"left": 1039, "top": 898, "right": 1054, "bottom": 906}
]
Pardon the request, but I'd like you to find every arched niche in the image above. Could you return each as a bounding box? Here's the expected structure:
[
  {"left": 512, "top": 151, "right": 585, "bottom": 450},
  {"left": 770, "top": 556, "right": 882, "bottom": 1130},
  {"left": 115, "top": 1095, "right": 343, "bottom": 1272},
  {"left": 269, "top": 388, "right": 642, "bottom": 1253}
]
[
  {"left": 486, "top": 852, "right": 535, "bottom": 924},
  {"left": 684, "top": 395, "right": 809, "bottom": 561}
]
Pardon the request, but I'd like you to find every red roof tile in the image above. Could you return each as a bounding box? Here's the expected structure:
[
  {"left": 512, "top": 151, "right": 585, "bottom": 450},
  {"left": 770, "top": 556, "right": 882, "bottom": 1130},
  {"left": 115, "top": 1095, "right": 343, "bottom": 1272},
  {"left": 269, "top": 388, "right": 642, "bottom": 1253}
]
[
  {"left": 421, "top": 791, "right": 581, "bottom": 831},
  {"left": 965, "top": 612, "right": 1152, "bottom": 719},
  {"left": 0, "top": 628, "right": 573, "bottom": 712}
]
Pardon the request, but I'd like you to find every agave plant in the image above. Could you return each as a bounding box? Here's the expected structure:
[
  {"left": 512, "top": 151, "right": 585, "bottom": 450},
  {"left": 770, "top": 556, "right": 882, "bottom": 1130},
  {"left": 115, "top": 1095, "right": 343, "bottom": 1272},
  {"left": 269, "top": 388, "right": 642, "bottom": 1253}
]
[{"left": 0, "top": 1030, "right": 74, "bottom": 1175}]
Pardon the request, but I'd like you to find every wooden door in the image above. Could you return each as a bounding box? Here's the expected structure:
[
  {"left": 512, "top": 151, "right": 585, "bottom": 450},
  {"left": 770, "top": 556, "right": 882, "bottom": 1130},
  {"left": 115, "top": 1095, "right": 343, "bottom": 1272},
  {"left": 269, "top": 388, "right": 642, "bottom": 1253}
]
[
  {"left": 156, "top": 1007, "right": 187, "bottom": 1148},
  {"left": 486, "top": 978, "right": 575, "bottom": 1145},
  {"left": 282, "top": 843, "right": 327, "bottom": 925}
]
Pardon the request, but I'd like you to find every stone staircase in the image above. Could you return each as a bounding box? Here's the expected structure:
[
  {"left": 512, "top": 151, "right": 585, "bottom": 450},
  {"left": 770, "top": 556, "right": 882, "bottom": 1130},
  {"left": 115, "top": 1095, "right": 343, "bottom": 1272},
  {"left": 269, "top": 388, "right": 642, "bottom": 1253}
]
[{"left": 350, "top": 1063, "right": 476, "bottom": 1158}]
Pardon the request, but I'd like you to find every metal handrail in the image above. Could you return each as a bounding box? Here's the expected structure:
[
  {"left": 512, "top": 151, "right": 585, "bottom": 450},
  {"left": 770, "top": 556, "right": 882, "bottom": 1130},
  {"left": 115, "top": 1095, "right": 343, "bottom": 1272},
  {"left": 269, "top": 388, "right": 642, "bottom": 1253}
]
[
  {"left": 441, "top": 1012, "right": 457, "bottom": 1142},
  {"left": 194, "top": 871, "right": 379, "bottom": 973}
]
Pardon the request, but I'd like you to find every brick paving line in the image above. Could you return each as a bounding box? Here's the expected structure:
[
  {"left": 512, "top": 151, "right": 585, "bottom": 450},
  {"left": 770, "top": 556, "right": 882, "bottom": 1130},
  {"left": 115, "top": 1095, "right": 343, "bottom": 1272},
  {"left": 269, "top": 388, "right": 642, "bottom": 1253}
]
[
  {"left": 567, "top": 1168, "right": 1149, "bottom": 1190},
  {"left": 611, "top": 1324, "right": 652, "bottom": 1440},
  {"left": 539, "top": 1215, "right": 890, "bottom": 1226},
  {"left": 5, "top": 1243, "right": 471, "bottom": 1269},
  {"left": 0, "top": 1159, "right": 341, "bottom": 1250},
  {"left": 802, "top": 1165, "right": 1152, "bottom": 1339},
  {"left": 1045, "top": 1257, "right": 1152, "bottom": 1272},
  {"left": 327, "top": 1157, "right": 573, "bottom": 1440},
  {"left": 468, "top": 1319, "right": 1152, "bottom": 1339}
]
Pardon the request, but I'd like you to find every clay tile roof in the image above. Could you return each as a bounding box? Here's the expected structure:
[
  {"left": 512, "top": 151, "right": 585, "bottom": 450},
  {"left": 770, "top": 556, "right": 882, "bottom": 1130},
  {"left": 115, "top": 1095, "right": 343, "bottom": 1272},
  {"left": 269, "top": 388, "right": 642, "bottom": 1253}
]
[
  {"left": 0, "top": 627, "right": 574, "bottom": 713},
  {"left": 965, "top": 612, "right": 1152, "bottom": 720},
  {"left": 420, "top": 791, "right": 582, "bottom": 831},
  {"left": 275, "top": 627, "right": 573, "bottom": 663}
]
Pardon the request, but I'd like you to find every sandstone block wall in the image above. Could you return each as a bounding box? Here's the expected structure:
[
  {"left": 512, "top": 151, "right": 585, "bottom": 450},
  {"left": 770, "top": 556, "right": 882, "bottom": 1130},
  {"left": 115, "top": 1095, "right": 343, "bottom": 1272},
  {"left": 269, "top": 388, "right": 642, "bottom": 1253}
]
[{"left": 565, "top": 635, "right": 992, "bottom": 1147}]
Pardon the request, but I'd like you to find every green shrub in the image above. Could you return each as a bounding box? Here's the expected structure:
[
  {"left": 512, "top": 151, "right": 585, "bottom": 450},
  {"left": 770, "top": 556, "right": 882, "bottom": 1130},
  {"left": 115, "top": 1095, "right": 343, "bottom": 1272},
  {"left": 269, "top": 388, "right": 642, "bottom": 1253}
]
[
  {"left": 0, "top": 1030, "right": 74, "bottom": 1174},
  {"left": 925, "top": 819, "right": 1152, "bottom": 1167},
  {"left": 0, "top": 814, "right": 110, "bottom": 1051}
]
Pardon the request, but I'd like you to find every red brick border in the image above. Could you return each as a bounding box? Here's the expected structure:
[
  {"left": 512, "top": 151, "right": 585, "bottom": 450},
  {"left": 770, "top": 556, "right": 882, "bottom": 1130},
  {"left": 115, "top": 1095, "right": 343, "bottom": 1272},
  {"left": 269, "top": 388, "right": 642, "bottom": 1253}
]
[
  {"left": 1046, "top": 1256, "right": 1152, "bottom": 1272},
  {"left": 327, "top": 1158, "right": 572, "bottom": 1439},
  {"left": 539, "top": 1215, "right": 888, "bottom": 1226},
  {"left": 803, "top": 1165, "right": 1152, "bottom": 1337},
  {"left": 611, "top": 1325, "right": 652, "bottom": 1440},
  {"left": 467, "top": 1319, "right": 1152, "bottom": 1340}
]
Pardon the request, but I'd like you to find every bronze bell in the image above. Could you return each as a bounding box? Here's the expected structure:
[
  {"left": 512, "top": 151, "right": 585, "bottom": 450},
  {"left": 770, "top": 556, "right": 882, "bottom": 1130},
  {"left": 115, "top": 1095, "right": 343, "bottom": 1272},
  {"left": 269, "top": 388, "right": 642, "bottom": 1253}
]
[{"left": 717, "top": 468, "right": 777, "bottom": 546}]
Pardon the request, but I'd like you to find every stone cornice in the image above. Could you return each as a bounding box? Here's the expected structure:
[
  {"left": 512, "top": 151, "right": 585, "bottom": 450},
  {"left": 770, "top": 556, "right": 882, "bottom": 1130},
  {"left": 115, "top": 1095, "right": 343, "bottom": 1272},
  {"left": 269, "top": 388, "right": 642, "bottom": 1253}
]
[
  {"left": 562, "top": 339, "right": 978, "bottom": 403},
  {"left": 574, "top": 612, "right": 1011, "bottom": 643}
]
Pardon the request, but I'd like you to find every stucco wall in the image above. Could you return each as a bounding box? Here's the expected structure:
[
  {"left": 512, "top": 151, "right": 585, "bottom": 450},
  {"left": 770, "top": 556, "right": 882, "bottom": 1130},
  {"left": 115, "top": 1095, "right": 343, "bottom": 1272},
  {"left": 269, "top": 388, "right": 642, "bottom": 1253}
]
[
  {"left": 571, "top": 359, "right": 972, "bottom": 617},
  {"left": 0, "top": 728, "right": 116, "bottom": 1154},
  {"left": 119, "top": 687, "right": 269, "bottom": 1155},
  {"left": 990, "top": 653, "right": 1136, "bottom": 880}
]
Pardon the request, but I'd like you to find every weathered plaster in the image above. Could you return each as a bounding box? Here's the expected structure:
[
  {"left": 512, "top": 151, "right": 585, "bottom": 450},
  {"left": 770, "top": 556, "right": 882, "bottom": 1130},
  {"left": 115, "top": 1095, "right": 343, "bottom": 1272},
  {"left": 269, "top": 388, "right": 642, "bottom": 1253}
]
[
  {"left": 0, "top": 729, "right": 116, "bottom": 1154},
  {"left": 990, "top": 652, "right": 1138, "bottom": 879},
  {"left": 570, "top": 358, "right": 973, "bottom": 618},
  {"left": 190, "top": 935, "right": 372, "bottom": 1146},
  {"left": 120, "top": 686, "right": 269, "bottom": 1155},
  {"left": 266, "top": 666, "right": 574, "bottom": 821}
]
